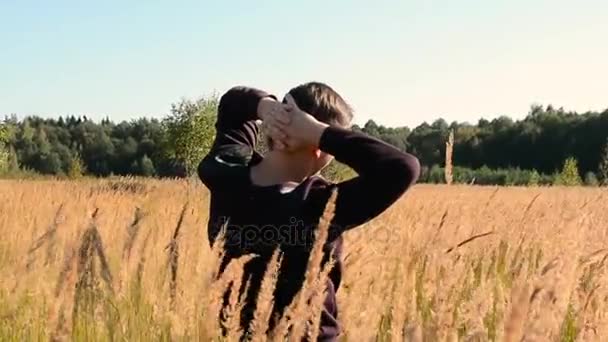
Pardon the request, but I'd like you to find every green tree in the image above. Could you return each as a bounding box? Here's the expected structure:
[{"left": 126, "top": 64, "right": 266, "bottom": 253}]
[
  {"left": 554, "top": 157, "right": 582, "bottom": 186},
  {"left": 82, "top": 127, "right": 115, "bottom": 176},
  {"left": 138, "top": 154, "right": 156, "bottom": 177},
  {"left": 528, "top": 169, "right": 540, "bottom": 186},
  {"left": 321, "top": 161, "right": 356, "bottom": 182},
  {"left": 39, "top": 152, "right": 63, "bottom": 175},
  {"left": 2, "top": 102, "right": 608, "bottom": 180},
  {"left": 68, "top": 153, "right": 86, "bottom": 179},
  {"left": 599, "top": 139, "right": 608, "bottom": 186},
  {"left": 584, "top": 172, "right": 599, "bottom": 186},
  {"left": 0, "top": 122, "right": 9, "bottom": 173},
  {"left": 427, "top": 164, "right": 444, "bottom": 184},
  {"left": 6, "top": 146, "right": 20, "bottom": 173},
  {"left": 163, "top": 95, "right": 218, "bottom": 176}
]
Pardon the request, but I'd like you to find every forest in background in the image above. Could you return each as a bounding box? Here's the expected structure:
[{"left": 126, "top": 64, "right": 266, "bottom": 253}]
[{"left": 1, "top": 95, "right": 608, "bottom": 186}]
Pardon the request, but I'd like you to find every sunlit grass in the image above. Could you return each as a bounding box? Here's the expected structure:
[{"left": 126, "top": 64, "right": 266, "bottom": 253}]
[{"left": 0, "top": 179, "right": 606, "bottom": 341}]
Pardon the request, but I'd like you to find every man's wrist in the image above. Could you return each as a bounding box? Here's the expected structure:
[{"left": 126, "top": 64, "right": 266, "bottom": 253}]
[{"left": 310, "top": 122, "right": 329, "bottom": 147}]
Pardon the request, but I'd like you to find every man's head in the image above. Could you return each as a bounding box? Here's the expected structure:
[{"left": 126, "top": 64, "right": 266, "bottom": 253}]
[
  {"left": 271, "top": 82, "right": 353, "bottom": 173},
  {"left": 284, "top": 82, "right": 353, "bottom": 128}
]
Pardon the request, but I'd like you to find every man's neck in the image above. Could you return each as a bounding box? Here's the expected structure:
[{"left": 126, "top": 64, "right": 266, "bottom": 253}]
[{"left": 251, "top": 151, "right": 314, "bottom": 187}]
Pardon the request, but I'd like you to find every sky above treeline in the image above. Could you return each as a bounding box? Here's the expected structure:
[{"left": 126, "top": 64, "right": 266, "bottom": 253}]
[{"left": 1, "top": 0, "right": 607, "bottom": 127}]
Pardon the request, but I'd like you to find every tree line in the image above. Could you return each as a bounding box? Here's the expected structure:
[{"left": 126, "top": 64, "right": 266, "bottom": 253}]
[{"left": 1, "top": 97, "right": 607, "bottom": 185}]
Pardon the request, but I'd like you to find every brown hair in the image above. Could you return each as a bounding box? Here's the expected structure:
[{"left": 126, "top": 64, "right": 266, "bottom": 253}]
[
  {"left": 285, "top": 82, "right": 353, "bottom": 127},
  {"left": 265, "top": 82, "right": 353, "bottom": 151}
]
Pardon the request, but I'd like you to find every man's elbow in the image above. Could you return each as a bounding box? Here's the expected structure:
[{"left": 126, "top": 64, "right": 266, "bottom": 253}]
[
  {"left": 404, "top": 153, "right": 421, "bottom": 186},
  {"left": 197, "top": 158, "right": 214, "bottom": 189},
  {"left": 389, "top": 153, "right": 421, "bottom": 193}
]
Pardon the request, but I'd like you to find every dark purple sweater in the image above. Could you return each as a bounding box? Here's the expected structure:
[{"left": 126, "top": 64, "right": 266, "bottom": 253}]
[{"left": 198, "top": 86, "right": 420, "bottom": 341}]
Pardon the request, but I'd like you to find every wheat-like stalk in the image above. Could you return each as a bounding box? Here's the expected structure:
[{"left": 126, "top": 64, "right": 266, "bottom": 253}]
[
  {"left": 271, "top": 187, "right": 338, "bottom": 341},
  {"left": 249, "top": 248, "right": 282, "bottom": 341},
  {"left": 132, "top": 228, "right": 152, "bottom": 300},
  {"left": 166, "top": 202, "right": 188, "bottom": 309},
  {"left": 220, "top": 269, "right": 245, "bottom": 341},
  {"left": 122, "top": 206, "right": 144, "bottom": 262},
  {"left": 26, "top": 203, "right": 65, "bottom": 270},
  {"left": 306, "top": 257, "right": 336, "bottom": 342},
  {"left": 49, "top": 242, "right": 78, "bottom": 342},
  {"left": 445, "top": 129, "right": 454, "bottom": 185},
  {"left": 204, "top": 254, "right": 253, "bottom": 338},
  {"left": 69, "top": 208, "right": 115, "bottom": 338},
  {"left": 3, "top": 177, "right": 608, "bottom": 340},
  {"left": 117, "top": 207, "right": 147, "bottom": 295}
]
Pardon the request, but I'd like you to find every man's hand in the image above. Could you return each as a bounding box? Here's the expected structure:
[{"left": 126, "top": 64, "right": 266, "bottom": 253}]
[
  {"left": 258, "top": 97, "right": 286, "bottom": 122},
  {"left": 264, "top": 94, "right": 328, "bottom": 151},
  {"left": 285, "top": 94, "right": 329, "bottom": 148},
  {"left": 257, "top": 97, "right": 292, "bottom": 149}
]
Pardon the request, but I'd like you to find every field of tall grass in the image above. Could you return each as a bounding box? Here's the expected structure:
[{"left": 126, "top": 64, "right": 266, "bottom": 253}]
[{"left": 1, "top": 178, "right": 607, "bottom": 341}]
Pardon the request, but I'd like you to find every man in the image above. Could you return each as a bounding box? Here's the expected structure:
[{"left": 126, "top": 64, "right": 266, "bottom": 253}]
[{"left": 198, "top": 82, "right": 420, "bottom": 341}]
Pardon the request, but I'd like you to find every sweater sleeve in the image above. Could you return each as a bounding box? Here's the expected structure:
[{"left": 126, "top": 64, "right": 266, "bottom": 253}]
[
  {"left": 198, "top": 86, "right": 275, "bottom": 190},
  {"left": 309, "top": 127, "right": 420, "bottom": 238}
]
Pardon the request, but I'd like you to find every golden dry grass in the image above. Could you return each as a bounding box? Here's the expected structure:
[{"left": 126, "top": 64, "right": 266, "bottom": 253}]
[{"left": 0, "top": 178, "right": 607, "bottom": 341}]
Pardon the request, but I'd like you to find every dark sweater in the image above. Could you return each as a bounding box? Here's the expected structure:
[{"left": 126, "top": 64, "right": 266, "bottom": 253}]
[{"left": 198, "top": 86, "right": 420, "bottom": 341}]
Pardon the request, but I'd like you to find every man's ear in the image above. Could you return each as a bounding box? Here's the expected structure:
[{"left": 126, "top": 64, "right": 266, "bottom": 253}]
[{"left": 314, "top": 149, "right": 321, "bottom": 158}]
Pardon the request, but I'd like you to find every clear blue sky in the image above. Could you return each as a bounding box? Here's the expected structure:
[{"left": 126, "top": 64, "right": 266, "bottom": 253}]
[{"left": 1, "top": 0, "right": 607, "bottom": 127}]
